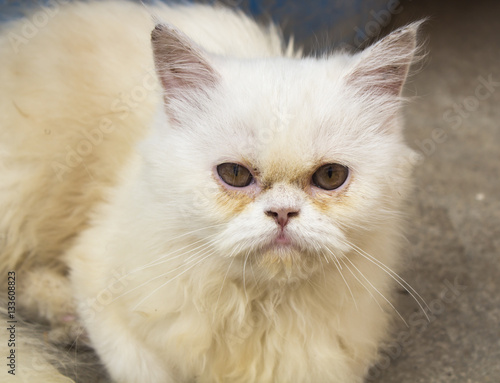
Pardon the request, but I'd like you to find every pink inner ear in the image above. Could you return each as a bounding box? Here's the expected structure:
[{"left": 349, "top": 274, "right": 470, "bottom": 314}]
[
  {"left": 346, "top": 23, "right": 420, "bottom": 97},
  {"left": 349, "top": 63, "right": 409, "bottom": 97},
  {"left": 151, "top": 24, "right": 219, "bottom": 96}
]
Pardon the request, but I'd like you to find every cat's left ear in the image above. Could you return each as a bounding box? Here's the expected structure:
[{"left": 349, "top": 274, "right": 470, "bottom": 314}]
[
  {"left": 151, "top": 24, "right": 219, "bottom": 103},
  {"left": 346, "top": 21, "right": 424, "bottom": 98}
]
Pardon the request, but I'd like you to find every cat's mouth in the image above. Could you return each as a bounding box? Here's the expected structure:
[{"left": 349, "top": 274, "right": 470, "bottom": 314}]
[
  {"left": 275, "top": 231, "right": 291, "bottom": 246},
  {"left": 260, "top": 229, "right": 297, "bottom": 253},
  {"left": 253, "top": 232, "right": 324, "bottom": 281}
]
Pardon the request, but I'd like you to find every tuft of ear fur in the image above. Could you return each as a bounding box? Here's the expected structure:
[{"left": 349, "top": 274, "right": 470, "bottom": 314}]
[
  {"left": 151, "top": 24, "right": 219, "bottom": 101},
  {"left": 347, "top": 20, "right": 424, "bottom": 98}
]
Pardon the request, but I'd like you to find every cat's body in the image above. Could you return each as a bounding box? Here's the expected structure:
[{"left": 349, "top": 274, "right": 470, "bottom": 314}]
[
  {"left": 0, "top": 0, "right": 290, "bottom": 334},
  {"left": 0, "top": 1, "right": 421, "bottom": 382}
]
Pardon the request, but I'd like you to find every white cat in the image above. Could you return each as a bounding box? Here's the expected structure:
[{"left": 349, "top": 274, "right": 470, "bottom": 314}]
[{"left": 0, "top": 1, "right": 423, "bottom": 382}]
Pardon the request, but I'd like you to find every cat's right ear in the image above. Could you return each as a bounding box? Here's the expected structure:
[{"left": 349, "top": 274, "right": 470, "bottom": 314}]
[
  {"left": 151, "top": 24, "right": 219, "bottom": 105},
  {"left": 346, "top": 20, "right": 424, "bottom": 99}
]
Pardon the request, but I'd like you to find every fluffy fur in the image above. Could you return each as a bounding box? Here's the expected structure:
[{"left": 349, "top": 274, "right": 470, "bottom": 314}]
[{"left": 0, "top": 1, "right": 422, "bottom": 382}]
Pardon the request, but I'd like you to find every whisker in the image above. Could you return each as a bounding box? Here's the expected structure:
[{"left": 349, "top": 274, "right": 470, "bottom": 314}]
[
  {"left": 242, "top": 249, "right": 251, "bottom": 302},
  {"left": 212, "top": 244, "right": 243, "bottom": 324},
  {"left": 315, "top": 249, "right": 327, "bottom": 285},
  {"left": 249, "top": 256, "right": 258, "bottom": 286},
  {"left": 111, "top": 242, "right": 219, "bottom": 303},
  {"left": 131, "top": 248, "right": 218, "bottom": 311},
  {"left": 157, "top": 222, "right": 227, "bottom": 242},
  {"left": 342, "top": 255, "right": 408, "bottom": 326},
  {"left": 136, "top": 233, "right": 221, "bottom": 270},
  {"left": 325, "top": 245, "right": 343, "bottom": 271},
  {"left": 212, "top": 257, "right": 236, "bottom": 320},
  {"left": 108, "top": 225, "right": 226, "bottom": 285},
  {"left": 342, "top": 239, "right": 430, "bottom": 320},
  {"left": 338, "top": 257, "right": 384, "bottom": 313},
  {"left": 324, "top": 248, "right": 357, "bottom": 310}
]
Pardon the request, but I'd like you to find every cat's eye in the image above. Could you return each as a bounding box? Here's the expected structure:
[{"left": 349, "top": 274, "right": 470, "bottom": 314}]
[
  {"left": 217, "top": 163, "right": 253, "bottom": 188},
  {"left": 312, "top": 164, "right": 349, "bottom": 190}
]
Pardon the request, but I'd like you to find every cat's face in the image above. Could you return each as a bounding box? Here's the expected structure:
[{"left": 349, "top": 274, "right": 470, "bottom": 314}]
[{"left": 143, "top": 24, "right": 420, "bottom": 281}]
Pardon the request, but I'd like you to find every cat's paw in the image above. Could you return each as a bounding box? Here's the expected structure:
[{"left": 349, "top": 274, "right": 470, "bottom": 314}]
[
  {"left": 18, "top": 269, "right": 90, "bottom": 345},
  {"left": 46, "top": 314, "right": 90, "bottom": 346}
]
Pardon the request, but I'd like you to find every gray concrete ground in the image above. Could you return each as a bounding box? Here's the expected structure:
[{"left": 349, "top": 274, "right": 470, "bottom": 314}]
[{"left": 370, "top": 1, "right": 500, "bottom": 382}]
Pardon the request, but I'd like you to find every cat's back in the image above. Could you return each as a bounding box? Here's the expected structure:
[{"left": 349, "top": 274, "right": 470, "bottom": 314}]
[
  {"left": 0, "top": 0, "right": 287, "bottom": 269},
  {"left": 0, "top": 0, "right": 286, "bottom": 146}
]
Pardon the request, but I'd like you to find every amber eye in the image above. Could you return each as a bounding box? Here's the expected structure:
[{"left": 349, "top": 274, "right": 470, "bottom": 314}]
[
  {"left": 312, "top": 164, "right": 349, "bottom": 190},
  {"left": 217, "top": 163, "right": 253, "bottom": 187}
]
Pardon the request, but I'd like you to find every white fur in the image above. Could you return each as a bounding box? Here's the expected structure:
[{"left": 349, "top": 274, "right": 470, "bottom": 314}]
[{"left": 0, "top": 1, "right": 421, "bottom": 382}]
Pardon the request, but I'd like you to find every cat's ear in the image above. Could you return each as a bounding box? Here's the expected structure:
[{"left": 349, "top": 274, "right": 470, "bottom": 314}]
[
  {"left": 151, "top": 24, "right": 219, "bottom": 101},
  {"left": 346, "top": 21, "right": 424, "bottom": 98}
]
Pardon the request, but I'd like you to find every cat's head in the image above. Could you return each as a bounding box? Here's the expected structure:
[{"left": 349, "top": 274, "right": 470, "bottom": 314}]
[{"left": 141, "top": 22, "right": 422, "bottom": 283}]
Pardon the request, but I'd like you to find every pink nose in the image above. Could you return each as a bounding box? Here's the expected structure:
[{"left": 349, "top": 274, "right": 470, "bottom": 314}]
[{"left": 265, "top": 208, "right": 300, "bottom": 229}]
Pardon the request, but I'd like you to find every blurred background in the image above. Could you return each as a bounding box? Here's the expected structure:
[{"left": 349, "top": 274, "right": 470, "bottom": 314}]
[{"left": 1, "top": 0, "right": 499, "bottom": 382}]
